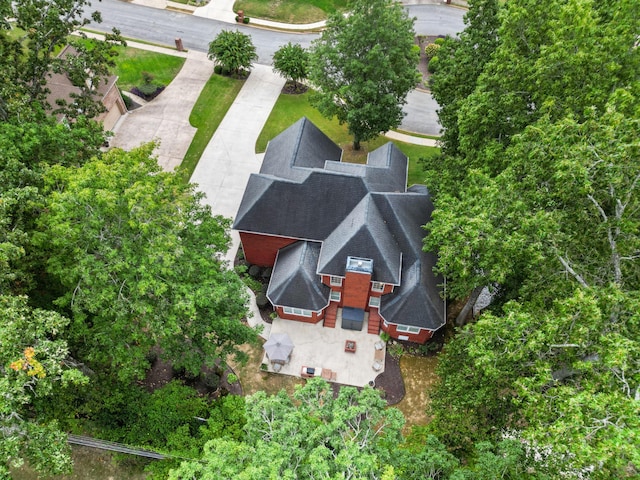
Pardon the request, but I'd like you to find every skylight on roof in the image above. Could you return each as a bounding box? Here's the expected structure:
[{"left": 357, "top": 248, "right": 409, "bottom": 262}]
[{"left": 346, "top": 256, "right": 373, "bottom": 273}]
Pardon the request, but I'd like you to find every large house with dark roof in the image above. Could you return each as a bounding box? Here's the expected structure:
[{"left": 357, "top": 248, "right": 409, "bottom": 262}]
[{"left": 233, "top": 118, "right": 445, "bottom": 344}]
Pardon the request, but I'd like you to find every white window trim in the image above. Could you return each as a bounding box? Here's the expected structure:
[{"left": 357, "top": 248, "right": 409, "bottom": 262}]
[
  {"left": 330, "top": 290, "right": 341, "bottom": 302},
  {"left": 396, "top": 324, "right": 421, "bottom": 334},
  {"left": 330, "top": 276, "right": 343, "bottom": 286},
  {"left": 368, "top": 296, "right": 380, "bottom": 307},
  {"left": 283, "top": 307, "right": 313, "bottom": 317},
  {"left": 371, "top": 282, "right": 384, "bottom": 292}
]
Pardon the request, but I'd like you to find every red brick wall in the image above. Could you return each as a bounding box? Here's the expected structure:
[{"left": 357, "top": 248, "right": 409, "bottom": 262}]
[
  {"left": 380, "top": 321, "right": 433, "bottom": 344},
  {"left": 239, "top": 232, "right": 297, "bottom": 266},
  {"left": 343, "top": 271, "right": 371, "bottom": 309},
  {"left": 275, "top": 306, "right": 324, "bottom": 324}
]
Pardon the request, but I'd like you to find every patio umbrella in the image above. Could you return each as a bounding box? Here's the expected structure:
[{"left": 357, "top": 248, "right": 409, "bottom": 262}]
[{"left": 264, "top": 333, "right": 294, "bottom": 365}]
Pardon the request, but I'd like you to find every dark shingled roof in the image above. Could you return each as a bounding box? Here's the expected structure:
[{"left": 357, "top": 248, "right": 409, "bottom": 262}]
[
  {"left": 317, "top": 195, "right": 402, "bottom": 284},
  {"left": 324, "top": 142, "right": 408, "bottom": 192},
  {"left": 260, "top": 117, "right": 342, "bottom": 182},
  {"left": 267, "top": 242, "right": 329, "bottom": 311},
  {"left": 233, "top": 118, "right": 445, "bottom": 331},
  {"left": 235, "top": 170, "right": 369, "bottom": 240}
]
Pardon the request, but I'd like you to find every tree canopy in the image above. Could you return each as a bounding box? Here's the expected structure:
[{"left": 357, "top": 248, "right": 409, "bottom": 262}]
[
  {"left": 0, "top": 0, "right": 123, "bottom": 122},
  {"left": 0, "top": 295, "right": 86, "bottom": 478},
  {"left": 169, "top": 379, "right": 405, "bottom": 479},
  {"left": 424, "top": 0, "right": 640, "bottom": 476},
  {"left": 38, "top": 144, "right": 259, "bottom": 381},
  {"left": 308, "top": 0, "right": 420, "bottom": 150}
]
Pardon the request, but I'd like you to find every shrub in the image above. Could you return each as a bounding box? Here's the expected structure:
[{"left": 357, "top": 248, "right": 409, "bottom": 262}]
[
  {"left": 214, "top": 65, "right": 223, "bottom": 74},
  {"left": 120, "top": 90, "right": 133, "bottom": 109},
  {"left": 131, "top": 85, "right": 165, "bottom": 101},
  {"left": 424, "top": 43, "right": 440, "bottom": 59},
  {"left": 208, "top": 29, "right": 257, "bottom": 76},
  {"left": 202, "top": 371, "right": 221, "bottom": 390},
  {"left": 434, "top": 36, "right": 446, "bottom": 45},
  {"left": 126, "top": 381, "right": 207, "bottom": 447},
  {"left": 243, "top": 16, "right": 250, "bottom": 24},
  {"left": 380, "top": 331, "right": 391, "bottom": 342},
  {"left": 428, "top": 56, "right": 440, "bottom": 74},
  {"left": 248, "top": 264, "right": 261, "bottom": 277},
  {"left": 256, "top": 293, "right": 270, "bottom": 309},
  {"left": 226, "top": 373, "right": 238, "bottom": 384}
]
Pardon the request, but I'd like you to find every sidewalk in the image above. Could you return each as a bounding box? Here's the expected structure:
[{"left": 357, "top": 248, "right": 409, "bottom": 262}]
[{"left": 192, "top": 0, "right": 326, "bottom": 30}]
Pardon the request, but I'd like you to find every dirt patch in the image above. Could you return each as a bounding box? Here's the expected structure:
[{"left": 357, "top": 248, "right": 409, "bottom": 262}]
[
  {"left": 140, "top": 348, "right": 242, "bottom": 398},
  {"left": 11, "top": 446, "right": 149, "bottom": 480},
  {"left": 395, "top": 355, "right": 439, "bottom": 431},
  {"left": 228, "top": 341, "right": 305, "bottom": 397}
]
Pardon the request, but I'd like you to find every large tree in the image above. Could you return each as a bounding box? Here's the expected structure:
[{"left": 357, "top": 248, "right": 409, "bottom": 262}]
[
  {"left": 169, "top": 379, "right": 406, "bottom": 479},
  {"left": 0, "top": 0, "right": 124, "bottom": 122},
  {"left": 0, "top": 117, "right": 105, "bottom": 294},
  {"left": 0, "top": 295, "right": 86, "bottom": 479},
  {"left": 425, "top": 0, "right": 640, "bottom": 309},
  {"left": 308, "top": 0, "right": 420, "bottom": 150},
  {"left": 38, "top": 144, "right": 259, "bottom": 381},
  {"left": 428, "top": 0, "right": 501, "bottom": 162},
  {"left": 424, "top": 0, "right": 640, "bottom": 476}
]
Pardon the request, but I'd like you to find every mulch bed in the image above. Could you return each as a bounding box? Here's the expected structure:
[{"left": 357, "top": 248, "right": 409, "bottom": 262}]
[
  {"left": 281, "top": 81, "right": 309, "bottom": 95},
  {"left": 415, "top": 35, "right": 444, "bottom": 91},
  {"left": 374, "top": 352, "right": 405, "bottom": 405}
]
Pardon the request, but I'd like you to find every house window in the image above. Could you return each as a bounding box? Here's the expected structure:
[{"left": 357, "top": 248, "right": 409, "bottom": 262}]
[
  {"left": 283, "top": 307, "right": 313, "bottom": 317},
  {"left": 396, "top": 325, "right": 421, "bottom": 334},
  {"left": 371, "top": 282, "right": 384, "bottom": 292},
  {"left": 330, "top": 276, "right": 343, "bottom": 286},
  {"left": 330, "top": 290, "right": 341, "bottom": 302},
  {"left": 368, "top": 296, "right": 380, "bottom": 308}
]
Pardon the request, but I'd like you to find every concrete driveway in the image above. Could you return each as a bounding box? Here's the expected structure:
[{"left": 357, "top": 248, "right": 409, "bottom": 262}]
[{"left": 110, "top": 49, "right": 212, "bottom": 171}]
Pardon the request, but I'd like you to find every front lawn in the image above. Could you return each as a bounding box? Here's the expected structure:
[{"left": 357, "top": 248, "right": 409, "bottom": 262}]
[
  {"left": 233, "top": 0, "right": 349, "bottom": 23},
  {"left": 256, "top": 91, "right": 439, "bottom": 186},
  {"left": 178, "top": 74, "right": 245, "bottom": 182},
  {"left": 110, "top": 47, "right": 186, "bottom": 92}
]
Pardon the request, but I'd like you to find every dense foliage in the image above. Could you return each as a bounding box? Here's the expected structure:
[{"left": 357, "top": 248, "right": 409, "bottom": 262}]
[
  {"left": 425, "top": 0, "right": 640, "bottom": 476},
  {"left": 207, "top": 29, "right": 258, "bottom": 76},
  {"left": 308, "top": 0, "right": 420, "bottom": 150},
  {"left": 273, "top": 42, "right": 309, "bottom": 90},
  {"left": 0, "top": 0, "right": 258, "bottom": 475}
]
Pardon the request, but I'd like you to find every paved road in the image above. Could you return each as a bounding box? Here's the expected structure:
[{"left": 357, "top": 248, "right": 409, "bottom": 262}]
[
  {"left": 88, "top": 0, "right": 317, "bottom": 62},
  {"left": 90, "top": 0, "right": 464, "bottom": 62},
  {"left": 90, "top": 0, "right": 466, "bottom": 135}
]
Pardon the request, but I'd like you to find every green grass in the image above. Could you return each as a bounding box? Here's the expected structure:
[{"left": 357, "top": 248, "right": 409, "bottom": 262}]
[
  {"left": 233, "top": 0, "right": 349, "bottom": 23},
  {"left": 256, "top": 91, "right": 439, "bottom": 186},
  {"left": 178, "top": 74, "right": 245, "bottom": 182},
  {"left": 110, "top": 47, "right": 186, "bottom": 92}
]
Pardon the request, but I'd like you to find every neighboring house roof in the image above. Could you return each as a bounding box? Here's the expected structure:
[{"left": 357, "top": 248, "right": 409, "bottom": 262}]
[
  {"left": 45, "top": 45, "right": 119, "bottom": 119},
  {"left": 234, "top": 117, "right": 444, "bottom": 331},
  {"left": 267, "top": 241, "right": 330, "bottom": 311}
]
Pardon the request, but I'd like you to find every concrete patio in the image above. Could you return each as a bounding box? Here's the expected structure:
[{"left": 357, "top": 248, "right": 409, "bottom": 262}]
[{"left": 262, "top": 310, "right": 386, "bottom": 387}]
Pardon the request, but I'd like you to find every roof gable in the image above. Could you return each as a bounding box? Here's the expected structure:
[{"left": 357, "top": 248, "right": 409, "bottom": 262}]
[
  {"left": 267, "top": 242, "right": 329, "bottom": 310},
  {"left": 260, "top": 117, "right": 342, "bottom": 182},
  {"left": 317, "top": 195, "right": 402, "bottom": 284},
  {"left": 323, "top": 142, "right": 408, "bottom": 192},
  {"left": 234, "top": 170, "right": 369, "bottom": 240}
]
